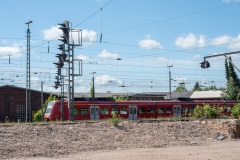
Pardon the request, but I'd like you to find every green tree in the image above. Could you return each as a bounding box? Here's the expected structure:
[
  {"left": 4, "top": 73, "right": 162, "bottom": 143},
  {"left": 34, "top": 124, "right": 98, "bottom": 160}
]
[
  {"left": 228, "top": 57, "right": 240, "bottom": 88},
  {"left": 201, "top": 85, "right": 218, "bottom": 91},
  {"left": 225, "top": 77, "right": 240, "bottom": 100},
  {"left": 224, "top": 57, "right": 240, "bottom": 100},
  {"left": 203, "top": 104, "right": 217, "bottom": 118},
  {"left": 209, "top": 85, "right": 217, "bottom": 90},
  {"left": 231, "top": 103, "right": 240, "bottom": 119},
  {"left": 115, "top": 95, "right": 130, "bottom": 101},
  {"left": 225, "top": 58, "right": 230, "bottom": 82},
  {"left": 90, "top": 86, "right": 95, "bottom": 98},
  {"left": 193, "top": 105, "right": 204, "bottom": 118},
  {"left": 174, "top": 83, "right": 188, "bottom": 92},
  {"left": 193, "top": 82, "right": 201, "bottom": 91}
]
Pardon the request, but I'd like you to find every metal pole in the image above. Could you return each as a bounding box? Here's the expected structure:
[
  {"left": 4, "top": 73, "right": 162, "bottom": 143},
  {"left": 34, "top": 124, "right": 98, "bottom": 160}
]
[
  {"left": 25, "top": 21, "right": 32, "bottom": 122},
  {"left": 167, "top": 65, "right": 173, "bottom": 100},
  {"left": 61, "top": 75, "right": 65, "bottom": 121},
  {"left": 41, "top": 81, "right": 43, "bottom": 121}
]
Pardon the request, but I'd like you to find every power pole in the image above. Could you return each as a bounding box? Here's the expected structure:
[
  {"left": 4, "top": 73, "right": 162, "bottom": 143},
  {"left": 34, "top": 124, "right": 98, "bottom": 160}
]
[
  {"left": 167, "top": 65, "right": 173, "bottom": 100},
  {"left": 25, "top": 20, "right": 32, "bottom": 122},
  {"left": 41, "top": 81, "right": 43, "bottom": 121}
]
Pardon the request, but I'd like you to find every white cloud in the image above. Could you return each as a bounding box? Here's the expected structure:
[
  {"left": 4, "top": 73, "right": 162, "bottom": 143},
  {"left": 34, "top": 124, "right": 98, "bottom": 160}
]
[
  {"left": 76, "top": 54, "right": 89, "bottom": 61},
  {"left": 156, "top": 57, "right": 171, "bottom": 64},
  {"left": 81, "top": 29, "right": 97, "bottom": 45},
  {"left": 211, "top": 35, "right": 232, "bottom": 45},
  {"left": 228, "top": 42, "right": 240, "bottom": 50},
  {"left": 0, "top": 46, "right": 22, "bottom": 59},
  {"left": 42, "top": 26, "right": 62, "bottom": 40},
  {"left": 211, "top": 34, "right": 240, "bottom": 50},
  {"left": 95, "top": 75, "right": 121, "bottom": 86},
  {"left": 42, "top": 26, "right": 97, "bottom": 45},
  {"left": 1, "top": 39, "right": 7, "bottom": 44},
  {"left": 175, "top": 33, "right": 206, "bottom": 49},
  {"left": 193, "top": 54, "right": 201, "bottom": 61},
  {"left": 138, "top": 34, "right": 163, "bottom": 49},
  {"left": 222, "top": 0, "right": 240, "bottom": 3},
  {"left": 98, "top": 49, "right": 120, "bottom": 59}
]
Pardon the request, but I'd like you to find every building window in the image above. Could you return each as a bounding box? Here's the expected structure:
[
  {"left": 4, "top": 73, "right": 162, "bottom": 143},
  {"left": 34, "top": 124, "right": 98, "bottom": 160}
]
[{"left": 16, "top": 104, "right": 25, "bottom": 122}]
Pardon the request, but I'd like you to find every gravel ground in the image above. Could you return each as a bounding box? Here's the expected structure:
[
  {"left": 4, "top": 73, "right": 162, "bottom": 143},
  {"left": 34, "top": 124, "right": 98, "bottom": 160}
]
[{"left": 0, "top": 120, "right": 239, "bottom": 160}]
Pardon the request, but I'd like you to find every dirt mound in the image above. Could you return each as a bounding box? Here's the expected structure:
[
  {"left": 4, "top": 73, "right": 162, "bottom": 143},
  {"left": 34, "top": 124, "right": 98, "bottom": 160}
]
[{"left": 0, "top": 120, "right": 230, "bottom": 159}]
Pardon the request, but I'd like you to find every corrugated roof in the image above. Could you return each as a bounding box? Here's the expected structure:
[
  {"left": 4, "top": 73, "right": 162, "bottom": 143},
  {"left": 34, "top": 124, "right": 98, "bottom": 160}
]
[{"left": 190, "top": 90, "right": 224, "bottom": 99}]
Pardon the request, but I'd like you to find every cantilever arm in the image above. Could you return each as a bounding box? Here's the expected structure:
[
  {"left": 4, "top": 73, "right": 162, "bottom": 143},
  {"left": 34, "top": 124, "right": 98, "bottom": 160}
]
[
  {"left": 224, "top": 55, "right": 240, "bottom": 73},
  {"left": 202, "top": 51, "right": 240, "bottom": 72}
]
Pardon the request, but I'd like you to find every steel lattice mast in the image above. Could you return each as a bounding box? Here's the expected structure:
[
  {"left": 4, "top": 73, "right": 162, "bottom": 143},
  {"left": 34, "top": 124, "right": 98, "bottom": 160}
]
[{"left": 25, "top": 21, "right": 32, "bottom": 122}]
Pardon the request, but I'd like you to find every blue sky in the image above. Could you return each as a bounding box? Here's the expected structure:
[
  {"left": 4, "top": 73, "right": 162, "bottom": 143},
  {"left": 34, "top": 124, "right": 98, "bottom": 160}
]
[{"left": 1, "top": 0, "right": 240, "bottom": 94}]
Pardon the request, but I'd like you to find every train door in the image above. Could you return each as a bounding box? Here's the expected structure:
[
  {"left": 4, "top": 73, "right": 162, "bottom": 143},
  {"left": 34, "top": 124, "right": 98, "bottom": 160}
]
[
  {"left": 173, "top": 105, "right": 181, "bottom": 117},
  {"left": 90, "top": 106, "right": 99, "bottom": 120},
  {"left": 129, "top": 106, "right": 137, "bottom": 120}
]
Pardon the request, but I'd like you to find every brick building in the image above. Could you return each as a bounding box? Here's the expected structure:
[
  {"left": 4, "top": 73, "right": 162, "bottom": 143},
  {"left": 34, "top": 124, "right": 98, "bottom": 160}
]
[{"left": 0, "top": 85, "right": 52, "bottom": 122}]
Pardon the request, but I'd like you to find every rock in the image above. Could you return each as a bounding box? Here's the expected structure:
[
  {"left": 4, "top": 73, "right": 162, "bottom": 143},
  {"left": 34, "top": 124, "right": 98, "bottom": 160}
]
[{"left": 217, "top": 135, "right": 226, "bottom": 141}]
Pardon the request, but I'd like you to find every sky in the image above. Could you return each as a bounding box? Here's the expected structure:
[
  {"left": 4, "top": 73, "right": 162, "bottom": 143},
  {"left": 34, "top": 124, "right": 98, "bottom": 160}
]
[{"left": 1, "top": 0, "right": 240, "bottom": 94}]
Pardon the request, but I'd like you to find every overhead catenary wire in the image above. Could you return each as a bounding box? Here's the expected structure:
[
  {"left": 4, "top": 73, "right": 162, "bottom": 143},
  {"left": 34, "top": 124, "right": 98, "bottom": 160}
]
[
  {"left": 74, "top": 0, "right": 113, "bottom": 28},
  {"left": 103, "top": 1, "right": 240, "bottom": 35}
]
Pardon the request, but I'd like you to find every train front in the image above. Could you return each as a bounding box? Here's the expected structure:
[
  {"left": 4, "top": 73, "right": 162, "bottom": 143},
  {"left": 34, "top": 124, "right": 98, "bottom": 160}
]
[{"left": 44, "top": 101, "right": 56, "bottom": 122}]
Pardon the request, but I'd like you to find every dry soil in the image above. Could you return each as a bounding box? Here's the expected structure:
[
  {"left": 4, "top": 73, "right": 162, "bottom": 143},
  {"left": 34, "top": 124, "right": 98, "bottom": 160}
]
[{"left": 0, "top": 120, "right": 239, "bottom": 160}]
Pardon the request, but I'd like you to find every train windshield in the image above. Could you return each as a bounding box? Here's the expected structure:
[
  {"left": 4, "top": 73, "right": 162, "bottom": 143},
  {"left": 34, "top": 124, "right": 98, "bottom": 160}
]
[{"left": 45, "top": 101, "right": 55, "bottom": 114}]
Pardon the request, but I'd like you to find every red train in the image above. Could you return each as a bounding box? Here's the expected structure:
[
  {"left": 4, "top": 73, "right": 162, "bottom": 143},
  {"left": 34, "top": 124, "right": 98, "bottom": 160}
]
[{"left": 44, "top": 98, "right": 236, "bottom": 121}]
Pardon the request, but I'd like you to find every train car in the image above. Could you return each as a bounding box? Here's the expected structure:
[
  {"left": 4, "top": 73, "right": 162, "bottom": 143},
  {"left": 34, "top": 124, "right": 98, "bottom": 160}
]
[{"left": 44, "top": 99, "right": 238, "bottom": 122}]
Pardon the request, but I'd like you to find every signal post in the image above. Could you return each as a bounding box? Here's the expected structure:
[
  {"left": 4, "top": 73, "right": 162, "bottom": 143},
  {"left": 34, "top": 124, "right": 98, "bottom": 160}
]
[{"left": 54, "top": 21, "right": 82, "bottom": 121}]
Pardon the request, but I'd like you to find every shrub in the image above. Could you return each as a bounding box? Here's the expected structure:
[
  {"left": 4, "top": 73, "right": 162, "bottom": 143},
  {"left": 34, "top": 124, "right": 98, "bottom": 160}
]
[
  {"left": 193, "top": 105, "right": 204, "bottom": 118},
  {"left": 34, "top": 109, "right": 44, "bottom": 122},
  {"left": 108, "top": 113, "right": 121, "bottom": 126},
  {"left": 231, "top": 103, "right": 240, "bottom": 119},
  {"left": 203, "top": 104, "right": 218, "bottom": 118},
  {"left": 216, "top": 106, "right": 224, "bottom": 117}
]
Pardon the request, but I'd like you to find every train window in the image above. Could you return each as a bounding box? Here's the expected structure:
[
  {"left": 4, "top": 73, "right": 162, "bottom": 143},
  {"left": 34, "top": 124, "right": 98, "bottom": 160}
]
[
  {"left": 158, "top": 107, "right": 164, "bottom": 114},
  {"left": 139, "top": 107, "right": 145, "bottom": 114},
  {"left": 101, "top": 108, "right": 109, "bottom": 115},
  {"left": 182, "top": 107, "right": 188, "bottom": 114},
  {"left": 227, "top": 106, "right": 231, "bottom": 112},
  {"left": 147, "top": 107, "right": 153, "bottom": 114},
  {"left": 190, "top": 107, "right": 195, "bottom": 113},
  {"left": 74, "top": 109, "right": 79, "bottom": 116},
  {"left": 120, "top": 108, "right": 127, "bottom": 114},
  {"left": 166, "top": 107, "right": 172, "bottom": 113},
  {"left": 81, "top": 108, "right": 88, "bottom": 115},
  {"left": 111, "top": 108, "right": 118, "bottom": 115}
]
